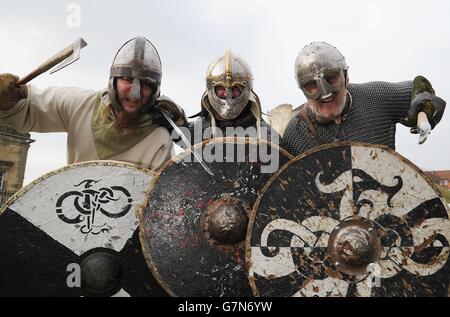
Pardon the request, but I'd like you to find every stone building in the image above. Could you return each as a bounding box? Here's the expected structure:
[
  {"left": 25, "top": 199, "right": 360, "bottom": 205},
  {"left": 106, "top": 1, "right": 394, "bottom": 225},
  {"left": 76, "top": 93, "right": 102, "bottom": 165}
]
[
  {"left": 0, "top": 125, "right": 34, "bottom": 205},
  {"left": 425, "top": 170, "right": 450, "bottom": 190}
]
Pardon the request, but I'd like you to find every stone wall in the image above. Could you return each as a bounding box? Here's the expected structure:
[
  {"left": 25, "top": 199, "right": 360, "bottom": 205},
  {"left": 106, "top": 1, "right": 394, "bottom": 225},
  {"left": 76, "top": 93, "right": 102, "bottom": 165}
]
[{"left": 0, "top": 125, "right": 34, "bottom": 191}]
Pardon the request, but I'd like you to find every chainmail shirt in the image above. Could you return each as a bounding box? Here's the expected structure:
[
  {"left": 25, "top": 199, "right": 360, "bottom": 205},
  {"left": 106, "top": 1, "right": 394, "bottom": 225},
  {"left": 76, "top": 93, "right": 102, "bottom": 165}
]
[
  {"left": 185, "top": 110, "right": 276, "bottom": 145},
  {"left": 281, "top": 81, "right": 413, "bottom": 156}
]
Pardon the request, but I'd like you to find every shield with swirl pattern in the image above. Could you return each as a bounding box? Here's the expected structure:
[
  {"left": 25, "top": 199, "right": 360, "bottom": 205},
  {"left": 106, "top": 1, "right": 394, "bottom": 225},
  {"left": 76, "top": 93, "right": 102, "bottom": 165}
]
[{"left": 246, "top": 142, "right": 450, "bottom": 297}]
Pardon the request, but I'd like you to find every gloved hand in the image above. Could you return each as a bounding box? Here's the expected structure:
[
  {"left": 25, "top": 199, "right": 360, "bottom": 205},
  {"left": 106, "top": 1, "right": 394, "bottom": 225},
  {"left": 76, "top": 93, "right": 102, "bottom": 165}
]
[
  {"left": 405, "top": 76, "right": 446, "bottom": 129},
  {"left": 407, "top": 92, "right": 446, "bottom": 130},
  {"left": 155, "top": 95, "right": 188, "bottom": 127},
  {"left": 0, "top": 73, "right": 28, "bottom": 111}
]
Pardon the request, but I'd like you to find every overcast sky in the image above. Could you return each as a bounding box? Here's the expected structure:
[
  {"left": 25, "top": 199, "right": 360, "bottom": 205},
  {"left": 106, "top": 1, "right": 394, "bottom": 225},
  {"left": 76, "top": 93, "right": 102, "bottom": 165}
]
[{"left": 1, "top": 0, "right": 449, "bottom": 184}]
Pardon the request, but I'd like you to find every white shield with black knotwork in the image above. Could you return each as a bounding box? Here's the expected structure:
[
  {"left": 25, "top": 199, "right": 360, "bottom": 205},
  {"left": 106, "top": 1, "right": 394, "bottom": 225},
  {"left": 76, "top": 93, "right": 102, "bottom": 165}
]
[
  {"left": 139, "top": 137, "right": 293, "bottom": 297},
  {"left": 0, "top": 161, "right": 167, "bottom": 297},
  {"left": 246, "top": 142, "right": 450, "bottom": 297}
]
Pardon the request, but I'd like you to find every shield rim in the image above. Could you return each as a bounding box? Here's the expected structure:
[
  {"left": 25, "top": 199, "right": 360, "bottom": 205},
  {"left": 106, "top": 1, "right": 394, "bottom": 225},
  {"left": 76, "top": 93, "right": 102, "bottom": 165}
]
[
  {"left": 245, "top": 141, "right": 450, "bottom": 297},
  {"left": 138, "top": 136, "right": 293, "bottom": 297}
]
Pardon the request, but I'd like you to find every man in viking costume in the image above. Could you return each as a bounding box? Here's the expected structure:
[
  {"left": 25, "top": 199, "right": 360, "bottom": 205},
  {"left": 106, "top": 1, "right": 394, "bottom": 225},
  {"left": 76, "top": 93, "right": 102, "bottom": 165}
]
[
  {"left": 0, "top": 36, "right": 186, "bottom": 170},
  {"left": 281, "top": 42, "right": 446, "bottom": 156}
]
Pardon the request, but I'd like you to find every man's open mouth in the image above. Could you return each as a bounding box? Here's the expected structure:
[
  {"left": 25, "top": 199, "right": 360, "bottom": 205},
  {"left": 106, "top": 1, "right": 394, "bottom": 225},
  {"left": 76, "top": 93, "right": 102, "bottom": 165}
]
[
  {"left": 321, "top": 95, "right": 335, "bottom": 103},
  {"left": 126, "top": 98, "right": 140, "bottom": 105}
]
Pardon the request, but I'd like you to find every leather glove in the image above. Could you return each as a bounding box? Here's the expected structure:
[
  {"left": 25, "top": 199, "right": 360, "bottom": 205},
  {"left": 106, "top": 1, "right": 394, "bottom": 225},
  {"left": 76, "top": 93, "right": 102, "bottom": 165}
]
[
  {"left": 0, "top": 73, "right": 27, "bottom": 111},
  {"left": 405, "top": 76, "right": 446, "bottom": 130},
  {"left": 408, "top": 92, "right": 446, "bottom": 131},
  {"left": 154, "top": 95, "right": 188, "bottom": 127}
]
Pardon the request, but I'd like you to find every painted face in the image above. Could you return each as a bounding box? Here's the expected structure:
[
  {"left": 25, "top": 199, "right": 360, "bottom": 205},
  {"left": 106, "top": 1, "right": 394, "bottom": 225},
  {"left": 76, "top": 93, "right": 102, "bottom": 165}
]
[{"left": 116, "top": 77, "right": 153, "bottom": 114}]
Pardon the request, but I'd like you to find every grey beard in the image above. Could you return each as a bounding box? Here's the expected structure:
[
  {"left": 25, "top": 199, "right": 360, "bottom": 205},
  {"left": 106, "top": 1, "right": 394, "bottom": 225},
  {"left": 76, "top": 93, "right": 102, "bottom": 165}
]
[{"left": 307, "top": 93, "right": 347, "bottom": 124}]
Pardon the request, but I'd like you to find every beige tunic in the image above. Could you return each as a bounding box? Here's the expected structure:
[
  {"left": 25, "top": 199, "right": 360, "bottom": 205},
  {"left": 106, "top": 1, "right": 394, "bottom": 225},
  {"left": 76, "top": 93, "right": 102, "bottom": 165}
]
[{"left": 0, "top": 85, "right": 173, "bottom": 171}]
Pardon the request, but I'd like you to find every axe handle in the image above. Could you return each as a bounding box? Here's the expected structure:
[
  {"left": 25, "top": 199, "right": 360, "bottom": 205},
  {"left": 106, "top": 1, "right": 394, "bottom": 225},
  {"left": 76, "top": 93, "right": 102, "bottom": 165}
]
[
  {"left": 16, "top": 45, "right": 74, "bottom": 86},
  {"left": 417, "top": 111, "right": 429, "bottom": 126}
]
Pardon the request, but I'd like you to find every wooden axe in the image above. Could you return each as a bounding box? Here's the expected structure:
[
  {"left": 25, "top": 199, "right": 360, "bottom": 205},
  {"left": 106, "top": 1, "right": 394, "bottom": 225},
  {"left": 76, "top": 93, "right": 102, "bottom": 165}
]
[{"left": 16, "top": 38, "right": 87, "bottom": 86}]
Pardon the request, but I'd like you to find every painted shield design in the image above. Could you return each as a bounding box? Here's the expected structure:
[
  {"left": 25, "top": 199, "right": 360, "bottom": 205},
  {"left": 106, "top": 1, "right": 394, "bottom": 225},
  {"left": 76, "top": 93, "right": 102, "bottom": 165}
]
[
  {"left": 0, "top": 161, "right": 167, "bottom": 297},
  {"left": 140, "top": 137, "right": 293, "bottom": 296},
  {"left": 246, "top": 142, "right": 450, "bottom": 297}
]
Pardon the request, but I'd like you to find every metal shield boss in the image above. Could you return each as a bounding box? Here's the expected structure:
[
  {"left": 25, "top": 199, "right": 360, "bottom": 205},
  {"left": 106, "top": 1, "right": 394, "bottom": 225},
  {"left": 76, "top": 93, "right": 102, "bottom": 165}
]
[
  {"left": 140, "top": 137, "right": 293, "bottom": 296},
  {"left": 0, "top": 161, "right": 167, "bottom": 297},
  {"left": 247, "top": 142, "right": 450, "bottom": 297}
]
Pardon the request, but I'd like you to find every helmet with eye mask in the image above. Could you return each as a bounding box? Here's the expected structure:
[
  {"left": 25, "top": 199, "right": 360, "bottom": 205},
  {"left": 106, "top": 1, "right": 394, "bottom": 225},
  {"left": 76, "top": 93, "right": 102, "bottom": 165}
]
[
  {"left": 205, "top": 50, "right": 253, "bottom": 120},
  {"left": 294, "top": 42, "right": 349, "bottom": 102}
]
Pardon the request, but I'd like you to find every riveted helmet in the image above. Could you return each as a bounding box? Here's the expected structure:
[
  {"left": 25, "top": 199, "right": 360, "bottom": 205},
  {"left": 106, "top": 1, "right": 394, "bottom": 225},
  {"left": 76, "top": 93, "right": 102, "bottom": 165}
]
[
  {"left": 205, "top": 50, "right": 253, "bottom": 120},
  {"left": 108, "top": 36, "right": 162, "bottom": 113},
  {"left": 295, "top": 42, "right": 349, "bottom": 102}
]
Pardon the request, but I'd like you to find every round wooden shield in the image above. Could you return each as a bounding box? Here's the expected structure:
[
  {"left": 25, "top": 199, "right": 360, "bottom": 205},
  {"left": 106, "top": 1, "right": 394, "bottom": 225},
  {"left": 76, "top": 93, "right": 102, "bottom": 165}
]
[
  {"left": 0, "top": 161, "right": 167, "bottom": 297},
  {"left": 246, "top": 142, "right": 450, "bottom": 297},
  {"left": 140, "top": 137, "right": 293, "bottom": 296}
]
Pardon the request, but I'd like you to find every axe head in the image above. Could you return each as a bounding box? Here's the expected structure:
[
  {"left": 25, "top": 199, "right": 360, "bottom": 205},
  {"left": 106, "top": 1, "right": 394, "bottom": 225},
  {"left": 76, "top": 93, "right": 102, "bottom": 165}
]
[{"left": 49, "top": 38, "right": 88, "bottom": 74}]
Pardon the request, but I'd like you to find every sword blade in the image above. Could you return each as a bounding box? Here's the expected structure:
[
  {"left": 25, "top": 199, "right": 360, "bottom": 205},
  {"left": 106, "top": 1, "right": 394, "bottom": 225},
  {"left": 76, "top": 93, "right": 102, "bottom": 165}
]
[{"left": 158, "top": 108, "right": 214, "bottom": 176}]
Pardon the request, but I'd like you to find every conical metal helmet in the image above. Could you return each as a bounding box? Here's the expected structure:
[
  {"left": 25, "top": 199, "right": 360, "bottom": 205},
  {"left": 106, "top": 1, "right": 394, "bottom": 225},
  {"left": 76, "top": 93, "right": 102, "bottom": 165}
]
[
  {"left": 294, "top": 42, "right": 349, "bottom": 101},
  {"left": 108, "top": 36, "right": 162, "bottom": 112},
  {"left": 205, "top": 50, "right": 253, "bottom": 120}
]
